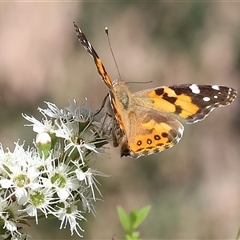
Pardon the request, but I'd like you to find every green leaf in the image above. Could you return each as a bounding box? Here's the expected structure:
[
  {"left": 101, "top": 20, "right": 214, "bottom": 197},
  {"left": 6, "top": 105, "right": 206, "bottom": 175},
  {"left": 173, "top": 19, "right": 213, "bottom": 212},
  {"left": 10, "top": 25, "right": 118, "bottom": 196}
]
[
  {"left": 129, "top": 210, "right": 138, "bottom": 231},
  {"left": 133, "top": 205, "right": 151, "bottom": 229},
  {"left": 126, "top": 231, "right": 140, "bottom": 240},
  {"left": 117, "top": 206, "right": 131, "bottom": 232}
]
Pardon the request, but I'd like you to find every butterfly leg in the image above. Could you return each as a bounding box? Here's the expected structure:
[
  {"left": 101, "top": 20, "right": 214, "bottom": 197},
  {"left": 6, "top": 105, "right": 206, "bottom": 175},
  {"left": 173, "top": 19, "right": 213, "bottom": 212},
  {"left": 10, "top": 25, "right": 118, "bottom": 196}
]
[{"left": 93, "top": 93, "right": 110, "bottom": 117}]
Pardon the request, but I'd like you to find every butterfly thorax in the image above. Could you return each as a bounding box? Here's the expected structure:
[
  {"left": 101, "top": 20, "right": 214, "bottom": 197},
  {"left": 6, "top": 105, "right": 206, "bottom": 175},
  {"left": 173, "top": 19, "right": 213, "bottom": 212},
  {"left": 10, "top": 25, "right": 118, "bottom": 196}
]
[
  {"left": 113, "top": 82, "right": 132, "bottom": 110},
  {"left": 111, "top": 82, "right": 134, "bottom": 144}
]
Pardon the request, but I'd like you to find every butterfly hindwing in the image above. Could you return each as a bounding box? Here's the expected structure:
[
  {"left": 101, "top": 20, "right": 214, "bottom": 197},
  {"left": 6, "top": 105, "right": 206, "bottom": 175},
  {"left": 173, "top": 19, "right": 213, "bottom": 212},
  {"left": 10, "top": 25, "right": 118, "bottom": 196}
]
[{"left": 120, "top": 106, "right": 184, "bottom": 157}]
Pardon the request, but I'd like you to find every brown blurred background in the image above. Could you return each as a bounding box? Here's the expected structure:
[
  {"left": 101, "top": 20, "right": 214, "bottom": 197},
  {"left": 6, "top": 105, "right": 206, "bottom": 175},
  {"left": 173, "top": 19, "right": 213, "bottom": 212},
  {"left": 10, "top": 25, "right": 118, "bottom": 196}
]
[{"left": 0, "top": 2, "right": 240, "bottom": 239}]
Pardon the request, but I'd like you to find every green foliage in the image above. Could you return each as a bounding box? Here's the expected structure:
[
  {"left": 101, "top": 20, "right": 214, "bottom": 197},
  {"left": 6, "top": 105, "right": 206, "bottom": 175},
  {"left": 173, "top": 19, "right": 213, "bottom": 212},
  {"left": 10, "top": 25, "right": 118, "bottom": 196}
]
[{"left": 117, "top": 205, "right": 151, "bottom": 240}]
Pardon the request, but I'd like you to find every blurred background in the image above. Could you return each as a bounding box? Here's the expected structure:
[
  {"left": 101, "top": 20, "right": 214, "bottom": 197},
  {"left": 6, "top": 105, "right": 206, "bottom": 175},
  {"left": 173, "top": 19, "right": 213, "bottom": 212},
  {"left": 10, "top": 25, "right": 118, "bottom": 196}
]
[{"left": 0, "top": 2, "right": 240, "bottom": 239}]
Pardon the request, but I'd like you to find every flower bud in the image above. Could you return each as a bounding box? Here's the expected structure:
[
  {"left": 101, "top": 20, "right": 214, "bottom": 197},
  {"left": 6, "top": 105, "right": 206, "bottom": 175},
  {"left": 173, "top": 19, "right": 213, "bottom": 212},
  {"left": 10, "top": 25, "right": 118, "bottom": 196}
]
[{"left": 36, "top": 132, "right": 51, "bottom": 158}]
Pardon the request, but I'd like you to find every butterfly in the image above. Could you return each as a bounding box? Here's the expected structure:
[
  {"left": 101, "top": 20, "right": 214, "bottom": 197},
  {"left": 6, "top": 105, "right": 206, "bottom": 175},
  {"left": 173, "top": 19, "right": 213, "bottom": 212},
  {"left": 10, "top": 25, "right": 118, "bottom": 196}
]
[{"left": 73, "top": 22, "right": 237, "bottom": 158}]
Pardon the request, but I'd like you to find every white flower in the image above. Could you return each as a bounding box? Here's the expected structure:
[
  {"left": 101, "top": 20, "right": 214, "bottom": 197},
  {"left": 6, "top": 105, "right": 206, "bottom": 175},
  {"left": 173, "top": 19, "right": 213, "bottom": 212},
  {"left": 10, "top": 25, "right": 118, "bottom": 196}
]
[
  {"left": 79, "top": 192, "right": 97, "bottom": 215},
  {"left": 0, "top": 142, "right": 27, "bottom": 174},
  {"left": 0, "top": 166, "right": 40, "bottom": 205},
  {"left": 24, "top": 187, "right": 57, "bottom": 224},
  {"left": 55, "top": 118, "right": 98, "bottom": 163},
  {"left": 4, "top": 219, "right": 17, "bottom": 233},
  {"left": 41, "top": 162, "right": 80, "bottom": 202},
  {"left": 57, "top": 204, "right": 85, "bottom": 237},
  {"left": 0, "top": 100, "right": 110, "bottom": 238},
  {"left": 0, "top": 144, "right": 42, "bottom": 204},
  {"left": 66, "top": 99, "right": 89, "bottom": 121},
  {"left": 75, "top": 168, "right": 108, "bottom": 201},
  {"left": 0, "top": 198, "right": 26, "bottom": 238},
  {"left": 38, "top": 102, "right": 70, "bottom": 120},
  {"left": 23, "top": 114, "right": 54, "bottom": 134}
]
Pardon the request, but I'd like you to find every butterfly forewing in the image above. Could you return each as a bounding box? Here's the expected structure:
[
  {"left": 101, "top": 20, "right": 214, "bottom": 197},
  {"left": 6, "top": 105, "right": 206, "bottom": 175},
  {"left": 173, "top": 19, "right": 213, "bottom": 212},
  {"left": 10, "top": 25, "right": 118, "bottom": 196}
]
[
  {"left": 135, "top": 84, "right": 237, "bottom": 124},
  {"left": 74, "top": 22, "right": 114, "bottom": 91}
]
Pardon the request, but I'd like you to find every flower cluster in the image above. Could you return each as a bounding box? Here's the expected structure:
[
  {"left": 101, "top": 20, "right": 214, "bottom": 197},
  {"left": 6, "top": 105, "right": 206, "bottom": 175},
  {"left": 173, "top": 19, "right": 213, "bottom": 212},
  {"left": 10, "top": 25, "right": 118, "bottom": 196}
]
[{"left": 0, "top": 100, "right": 111, "bottom": 239}]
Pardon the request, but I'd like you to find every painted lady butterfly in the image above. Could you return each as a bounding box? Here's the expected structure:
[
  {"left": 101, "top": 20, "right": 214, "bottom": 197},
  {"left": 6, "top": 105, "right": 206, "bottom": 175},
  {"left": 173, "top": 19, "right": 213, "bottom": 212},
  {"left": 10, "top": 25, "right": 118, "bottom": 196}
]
[{"left": 73, "top": 22, "right": 237, "bottom": 158}]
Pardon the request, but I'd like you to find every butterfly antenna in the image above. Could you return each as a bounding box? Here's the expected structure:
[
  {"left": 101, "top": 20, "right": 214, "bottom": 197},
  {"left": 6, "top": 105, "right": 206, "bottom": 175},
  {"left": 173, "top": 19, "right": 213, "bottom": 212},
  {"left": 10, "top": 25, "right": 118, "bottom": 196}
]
[{"left": 105, "top": 27, "right": 122, "bottom": 80}]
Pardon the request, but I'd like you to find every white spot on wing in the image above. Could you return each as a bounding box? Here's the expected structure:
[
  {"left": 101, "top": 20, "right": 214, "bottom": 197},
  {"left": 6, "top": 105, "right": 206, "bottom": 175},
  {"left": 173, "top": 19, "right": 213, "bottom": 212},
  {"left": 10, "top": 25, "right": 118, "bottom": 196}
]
[
  {"left": 189, "top": 84, "right": 200, "bottom": 94},
  {"left": 203, "top": 97, "right": 210, "bottom": 102},
  {"left": 228, "top": 88, "right": 233, "bottom": 97},
  {"left": 212, "top": 85, "right": 220, "bottom": 90}
]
